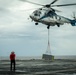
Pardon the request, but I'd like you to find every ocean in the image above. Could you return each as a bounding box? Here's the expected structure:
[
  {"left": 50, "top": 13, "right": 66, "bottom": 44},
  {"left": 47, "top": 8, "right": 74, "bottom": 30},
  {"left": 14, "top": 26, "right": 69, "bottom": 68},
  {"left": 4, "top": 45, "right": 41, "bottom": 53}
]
[{"left": 0, "top": 55, "right": 76, "bottom": 60}]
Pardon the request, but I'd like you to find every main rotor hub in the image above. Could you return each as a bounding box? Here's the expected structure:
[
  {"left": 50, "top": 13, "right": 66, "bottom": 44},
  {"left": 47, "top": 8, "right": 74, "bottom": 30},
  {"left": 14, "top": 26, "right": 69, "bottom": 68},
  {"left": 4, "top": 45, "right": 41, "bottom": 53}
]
[{"left": 45, "top": 5, "right": 51, "bottom": 8}]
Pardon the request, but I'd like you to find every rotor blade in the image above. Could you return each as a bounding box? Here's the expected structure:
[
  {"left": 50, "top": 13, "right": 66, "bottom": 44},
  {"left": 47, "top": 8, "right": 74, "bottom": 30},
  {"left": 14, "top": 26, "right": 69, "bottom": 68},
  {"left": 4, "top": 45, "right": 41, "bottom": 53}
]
[
  {"left": 52, "top": 3, "right": 76, "bottom": 7},
  {"left": 73, "top": 12, "right": 75, "bottom": 17},
  {"left": 53, "top": 8, "right": 61, "bottom": 12},
  {"left": 20, "top": 0, "right": 44, "bottom": 6},
  {"left": 21, "top": 7, "right": 41, "bottom": 11},
  {"left": 50, "top": 0, "right": 58, "bottom": 4}
]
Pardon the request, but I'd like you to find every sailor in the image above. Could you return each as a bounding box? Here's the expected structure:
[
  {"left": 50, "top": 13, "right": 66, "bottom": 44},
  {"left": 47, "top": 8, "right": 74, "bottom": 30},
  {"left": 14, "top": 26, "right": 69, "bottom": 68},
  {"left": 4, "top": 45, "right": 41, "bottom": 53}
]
[{"left": 10, "top": 51, "right": 16, "bottom": 71}]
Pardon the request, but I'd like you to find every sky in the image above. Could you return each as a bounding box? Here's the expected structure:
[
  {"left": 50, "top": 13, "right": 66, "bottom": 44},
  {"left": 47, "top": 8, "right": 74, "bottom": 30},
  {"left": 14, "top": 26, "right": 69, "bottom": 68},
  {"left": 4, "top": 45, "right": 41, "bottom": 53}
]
[{"left": 0, "top": 0, "right": 76, "bottom": 57}]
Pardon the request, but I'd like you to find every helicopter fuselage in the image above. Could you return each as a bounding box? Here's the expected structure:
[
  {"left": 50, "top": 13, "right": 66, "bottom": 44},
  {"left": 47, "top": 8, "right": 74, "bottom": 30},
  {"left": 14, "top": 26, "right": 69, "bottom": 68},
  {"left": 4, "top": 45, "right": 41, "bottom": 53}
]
[{"left": 30, "top": 8, "right": 76, "bottom": 29}]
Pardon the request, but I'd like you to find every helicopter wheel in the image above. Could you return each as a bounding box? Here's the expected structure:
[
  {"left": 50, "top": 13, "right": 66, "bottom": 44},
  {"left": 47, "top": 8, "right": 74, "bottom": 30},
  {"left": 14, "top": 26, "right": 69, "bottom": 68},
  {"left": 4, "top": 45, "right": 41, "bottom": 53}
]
[
  {"left": 56, "top": 23, "right": 60, "bottom": 27},
  {"left": 35, "top": 22, "right": 38, "bottom": 25},
  {"left": 47, "top": 25, "right": 50, "bottom": 29},
  {"left": 57, "top": 25, "right": 60, "bottom": 27}
]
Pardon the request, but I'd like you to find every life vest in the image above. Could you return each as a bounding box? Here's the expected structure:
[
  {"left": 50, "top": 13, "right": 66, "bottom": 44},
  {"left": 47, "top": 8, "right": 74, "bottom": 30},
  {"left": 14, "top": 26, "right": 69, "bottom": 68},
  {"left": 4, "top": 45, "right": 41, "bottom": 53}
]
[{"left": 10, "top": 53, "right": 15, "bottom": 60}]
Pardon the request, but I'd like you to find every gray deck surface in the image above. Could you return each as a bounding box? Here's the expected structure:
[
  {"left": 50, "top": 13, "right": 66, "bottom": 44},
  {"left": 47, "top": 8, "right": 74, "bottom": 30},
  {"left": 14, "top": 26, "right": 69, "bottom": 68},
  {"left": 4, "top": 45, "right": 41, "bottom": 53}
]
[{"left": 0, "top": 59, "right": 76, "bottom": 75}]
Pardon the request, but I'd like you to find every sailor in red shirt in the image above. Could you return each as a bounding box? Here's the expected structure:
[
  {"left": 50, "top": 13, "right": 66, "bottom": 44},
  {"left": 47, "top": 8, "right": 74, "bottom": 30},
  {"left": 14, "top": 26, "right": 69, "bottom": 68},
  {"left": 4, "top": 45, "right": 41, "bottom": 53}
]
[{"left": 10, "top": 51, "right": 16, "bottom": 71}]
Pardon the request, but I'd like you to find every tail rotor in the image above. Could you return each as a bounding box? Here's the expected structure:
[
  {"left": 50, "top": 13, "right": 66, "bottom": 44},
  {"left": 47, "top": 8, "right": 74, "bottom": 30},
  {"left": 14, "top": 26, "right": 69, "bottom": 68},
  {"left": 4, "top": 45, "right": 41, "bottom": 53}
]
[{"left": 71, "top": 12, "right": 76, "bottom": 20}]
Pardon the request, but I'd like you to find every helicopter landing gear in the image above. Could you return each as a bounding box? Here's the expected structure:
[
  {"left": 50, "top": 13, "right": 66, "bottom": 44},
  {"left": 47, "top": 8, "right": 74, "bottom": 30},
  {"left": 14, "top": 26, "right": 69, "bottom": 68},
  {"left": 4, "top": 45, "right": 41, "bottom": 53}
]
[
  {"left": 47, "top": 25, "right": 50, "bottom": 29},
  {"left": 35, "top": 22, "right": 38, "bottom": 25},
  {"left": 57, "top": 24, "right": 60, "bottom": 27},
  {"left": 56, "top": 23, "right": 60, "bottom": 27}
]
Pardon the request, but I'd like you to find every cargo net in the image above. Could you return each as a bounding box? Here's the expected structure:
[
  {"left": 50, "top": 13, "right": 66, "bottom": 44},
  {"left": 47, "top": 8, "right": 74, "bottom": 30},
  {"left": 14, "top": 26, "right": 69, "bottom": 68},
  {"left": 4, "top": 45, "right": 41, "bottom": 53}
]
[{"left": 46, "top": 29, "right": 51, "bottom": 55}]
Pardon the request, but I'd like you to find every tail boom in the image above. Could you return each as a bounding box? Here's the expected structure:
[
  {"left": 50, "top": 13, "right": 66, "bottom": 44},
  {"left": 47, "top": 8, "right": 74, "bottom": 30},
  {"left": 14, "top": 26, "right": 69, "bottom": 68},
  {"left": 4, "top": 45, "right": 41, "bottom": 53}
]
[{"left": 71, "top": 20, "right": 76, "bottom": 26}]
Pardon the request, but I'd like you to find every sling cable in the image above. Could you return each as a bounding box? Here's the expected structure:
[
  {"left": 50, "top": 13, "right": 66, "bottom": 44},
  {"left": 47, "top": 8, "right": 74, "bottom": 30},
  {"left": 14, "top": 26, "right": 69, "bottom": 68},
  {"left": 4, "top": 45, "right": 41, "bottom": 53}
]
[{"left": 46, "top": 29, "right": 51, "bottom": 55}]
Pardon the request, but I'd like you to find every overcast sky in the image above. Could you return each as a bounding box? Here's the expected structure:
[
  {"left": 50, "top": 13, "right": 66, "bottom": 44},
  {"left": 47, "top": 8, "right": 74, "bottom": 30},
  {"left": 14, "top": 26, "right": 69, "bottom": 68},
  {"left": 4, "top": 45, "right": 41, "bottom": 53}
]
[{"left": 0, "top": 0, "right": 76, "bottom": 57}]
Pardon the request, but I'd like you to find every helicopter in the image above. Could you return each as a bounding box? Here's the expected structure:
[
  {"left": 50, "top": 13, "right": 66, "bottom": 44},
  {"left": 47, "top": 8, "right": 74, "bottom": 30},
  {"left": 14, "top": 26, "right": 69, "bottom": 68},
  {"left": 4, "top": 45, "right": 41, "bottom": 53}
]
[{"left": 21, "top": 0, "right": 76, "bottom": 29}]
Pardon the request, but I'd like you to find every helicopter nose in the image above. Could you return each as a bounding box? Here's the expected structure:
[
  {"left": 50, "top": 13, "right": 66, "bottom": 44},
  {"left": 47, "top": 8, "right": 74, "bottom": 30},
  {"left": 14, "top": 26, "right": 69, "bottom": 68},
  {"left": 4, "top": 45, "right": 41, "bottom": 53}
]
[{"left": 30, "top": 15, "right": 33, "bottom": 19}]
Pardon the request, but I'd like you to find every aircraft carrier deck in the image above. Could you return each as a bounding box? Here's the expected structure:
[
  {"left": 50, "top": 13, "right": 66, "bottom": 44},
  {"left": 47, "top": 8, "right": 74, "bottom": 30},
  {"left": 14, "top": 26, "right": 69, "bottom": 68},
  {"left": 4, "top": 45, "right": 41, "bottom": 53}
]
[{"left": 0, "top": 59, "right": 76, "bottom": 75}]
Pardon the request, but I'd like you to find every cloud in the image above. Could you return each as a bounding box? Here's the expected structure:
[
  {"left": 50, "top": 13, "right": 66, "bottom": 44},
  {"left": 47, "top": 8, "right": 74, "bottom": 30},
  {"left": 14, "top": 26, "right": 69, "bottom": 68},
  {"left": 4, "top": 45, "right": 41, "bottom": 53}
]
[{"left": 0, "top": 0, "right": 76, "bottom": 56}]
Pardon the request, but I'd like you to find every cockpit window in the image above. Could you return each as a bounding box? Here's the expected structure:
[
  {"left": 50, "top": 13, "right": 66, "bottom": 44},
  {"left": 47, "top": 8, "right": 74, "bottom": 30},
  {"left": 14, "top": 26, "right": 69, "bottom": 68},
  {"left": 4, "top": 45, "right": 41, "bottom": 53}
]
[
  {"left": 33, "top": 10, "right": 41, "bottom": 16},
  {"left": 39, "top": 8, "right": 42, "bottom": 10},
  {"left": 48, "top": 10, "right": 52, "bottom": 14}
]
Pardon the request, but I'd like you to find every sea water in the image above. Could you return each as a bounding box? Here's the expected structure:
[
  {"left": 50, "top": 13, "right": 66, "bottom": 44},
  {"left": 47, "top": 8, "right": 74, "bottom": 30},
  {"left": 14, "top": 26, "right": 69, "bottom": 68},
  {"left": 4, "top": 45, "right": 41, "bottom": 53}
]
[{"left": 0, "top": 55, "right": 76, "bottom": 60}]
